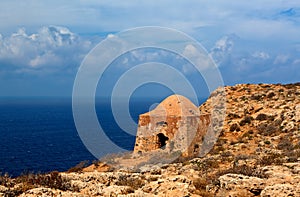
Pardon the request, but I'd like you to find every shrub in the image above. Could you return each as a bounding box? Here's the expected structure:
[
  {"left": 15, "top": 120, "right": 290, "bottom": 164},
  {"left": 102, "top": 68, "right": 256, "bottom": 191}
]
[
  {"left": 16, "top": 171, "right": 75, "bottom": 192},
  {"left": 234, "top": 154, "right": 251, "bottom": 161},
  {"left": 230, "top": 123, "right": 240, "bottom": 132},
  {"left": 241, "top": 130, "right": 254, "bottom": 140},
  {"left": 240, "top": 116, "right": 253, "bottom": 126},
  {"left": 228, "top": 113, "right": 240, "bottom": 119},
  {"left": 239, "top": 96, "right": 248, "bottom": 101},
  {"left": 256, "top": 113, "right": 268, "bottom": 121},
  {"left": 264, "top": 141, "right": 271, "bottom": 145},
  {"left": 116, "top": 175, "right": 144, "bottom": 190},
  {"left": 193, "top": 177, "right": 214, "bottom": 197},
  {"left": 257, "top": 123, "right": 278, "bottom": 136},
  {"left": 285, "top": 150, "right": 300, "bottom": 162},
  {"left": 277, "top": 137, "right": 294, "bottom": 151},
  {"left": 294, "top": 142, "right": 300, "bottom": 149},
  {"left": 251, "top": 94, "right": 265, "bottom": 101},
  {"left": 258, "top": 153, "right": 284, "bottom": 166},
  {"left": 193, "top": 158, "right": 219, "bottom": 171},
  {"left": 216, "top": 165, "right": 267, "bottom": 179},
  {"left": 221, "top": 151, "right": 233, "bottom": 158},
  {"left": 193, "top": 177, "right": 208, "bottom": 190},
  {"left": 1, "top": 171, "right": 78, "bottom": 195},
  {"left": 267, "top": 92, "right": 276, "bottom": 98},
  {"left": 0, "top": 173, "right": 12, "bottom": 187}
]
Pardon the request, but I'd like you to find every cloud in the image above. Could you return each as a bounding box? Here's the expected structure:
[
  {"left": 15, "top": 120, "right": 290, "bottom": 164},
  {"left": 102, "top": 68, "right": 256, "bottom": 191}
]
[
  {"left": 200, "top": 25, "right": 299, "bottom": 84},
  {"left": 274, "top": 54, "right": 290, "bottom": 65},
  {"left": 182, "top": 44, "right": 212, "bottom": 70},
  {"left": 252, "top": 51, "right": 270, "bottom": 60},
  {"left": 210, "top": 34, "right": 238, "bottom": 66},
  {"left": 0, "top": 26, "right": 93, "bottom": 74}
]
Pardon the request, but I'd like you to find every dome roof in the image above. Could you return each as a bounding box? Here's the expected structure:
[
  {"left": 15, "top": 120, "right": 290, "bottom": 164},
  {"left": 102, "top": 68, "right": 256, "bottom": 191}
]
[{"left": 142, "top": 94, "right": 199, "bottom": 117}]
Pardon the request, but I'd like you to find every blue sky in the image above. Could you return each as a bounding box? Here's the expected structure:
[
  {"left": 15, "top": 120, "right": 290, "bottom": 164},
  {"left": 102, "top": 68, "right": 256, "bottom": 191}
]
[{"left": 0, "top": 0, "right": 300, "bottom": 97}]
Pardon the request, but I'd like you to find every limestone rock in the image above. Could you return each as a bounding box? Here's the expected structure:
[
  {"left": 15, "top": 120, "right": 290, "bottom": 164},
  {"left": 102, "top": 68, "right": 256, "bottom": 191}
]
[
  {"left": 102, "top": 185, "right": 134, "bottom": 196},
  {"left": 261, "top": 184, "right": 300, "bottom": 197},
  {"left": 218, "top": 173, "right": 265, "bottom": 196},
  {"left": 0, "top": 185, "right": 7, "bottom": 193},
  {"left": 19, "top": 187, "right": 85, "bottom": 197}
]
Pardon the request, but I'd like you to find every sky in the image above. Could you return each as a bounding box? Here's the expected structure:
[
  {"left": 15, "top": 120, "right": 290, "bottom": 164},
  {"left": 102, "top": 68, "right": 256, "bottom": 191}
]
[{"left": 0, "top": 0, "right": 300, "bottom": 97}]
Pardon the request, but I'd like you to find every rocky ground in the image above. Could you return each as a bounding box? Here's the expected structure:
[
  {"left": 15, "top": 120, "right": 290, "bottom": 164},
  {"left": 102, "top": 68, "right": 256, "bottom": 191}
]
[{"left": 1, "top": 83, "right": 299, "bottom": 197}]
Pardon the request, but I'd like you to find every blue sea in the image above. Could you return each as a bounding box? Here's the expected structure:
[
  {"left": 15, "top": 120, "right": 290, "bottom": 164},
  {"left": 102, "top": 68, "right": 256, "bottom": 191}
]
[{"left": 0, "top": 97, "right": 205, "bottom": 177}]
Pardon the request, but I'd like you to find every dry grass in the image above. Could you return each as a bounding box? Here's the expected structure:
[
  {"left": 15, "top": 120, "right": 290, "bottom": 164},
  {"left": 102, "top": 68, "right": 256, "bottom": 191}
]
[
  {"left": 115, "top": 174, "right": 145, "bottom": 190},
  {"left": 0, "top": 171, "right": 78, "bottom": 196},
  {"left": 216, "top": 164, "right": 267, "bottom": 179}
]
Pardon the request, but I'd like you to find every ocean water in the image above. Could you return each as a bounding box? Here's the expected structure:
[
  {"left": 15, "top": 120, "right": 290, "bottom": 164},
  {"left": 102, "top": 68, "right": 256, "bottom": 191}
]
[
  {"left": 0, "top": 98, "right": 142, "bottom": 177},
  {"left": 0, "top": 97, "right": 205, "bottom": 177}
]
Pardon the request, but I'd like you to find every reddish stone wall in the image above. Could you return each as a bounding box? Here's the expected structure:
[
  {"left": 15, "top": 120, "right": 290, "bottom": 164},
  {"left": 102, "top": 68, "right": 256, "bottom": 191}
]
[{"left": 134, "top": 113, "right": 211, "bottom": 158}]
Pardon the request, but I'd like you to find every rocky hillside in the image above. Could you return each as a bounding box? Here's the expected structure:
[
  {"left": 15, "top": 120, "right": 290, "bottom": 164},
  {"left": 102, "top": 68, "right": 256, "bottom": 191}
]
[{"left": 1, "top": 83, "right": 299, "bottom": 197}]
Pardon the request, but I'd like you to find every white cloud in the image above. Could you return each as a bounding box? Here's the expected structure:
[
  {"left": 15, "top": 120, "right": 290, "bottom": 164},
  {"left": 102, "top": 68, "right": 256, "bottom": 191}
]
[
  {"left": 0, "top": 26, "right": 93, "bottom": 72},
  {"left": 183, "top": 44, "right": 212, "bottom": 70},
  {"left": 293, "top": 59, "right": 300, "bottom": 65},
  {"left": 210, "top": 35, "right": 237, "bottom": 66},
  {"left": 274, "top": 54, "right": 289, "bottom": 65},
  {"left": 29, "top": 52, "right": 61, "bottom": 68},
  {"left": 252, "top": 51, "right": 270, "bottom": 60},
  {"left": 0, "top": 0, "right": 298, "bottom": 35}
]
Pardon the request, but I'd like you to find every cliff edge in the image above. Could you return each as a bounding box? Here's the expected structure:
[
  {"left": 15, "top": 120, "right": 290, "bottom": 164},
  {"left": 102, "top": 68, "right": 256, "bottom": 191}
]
[{"left": 1, "top": 83, "right": 300, "bottom": 197}]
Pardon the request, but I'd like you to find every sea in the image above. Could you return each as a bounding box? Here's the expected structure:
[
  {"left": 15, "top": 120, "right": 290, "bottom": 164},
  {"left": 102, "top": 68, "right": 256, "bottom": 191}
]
[{"left": 0, "top": 97, "right": 205, "bottom": 177}]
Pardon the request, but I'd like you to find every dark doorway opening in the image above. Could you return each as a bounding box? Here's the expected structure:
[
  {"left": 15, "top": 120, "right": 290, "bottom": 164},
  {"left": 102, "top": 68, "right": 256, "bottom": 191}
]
[
  {"left": 194, "top": 144, "right": 199, "bottom": 153},
  {"left": 157, "top": 133, "right": 169, "bottom": 149}
]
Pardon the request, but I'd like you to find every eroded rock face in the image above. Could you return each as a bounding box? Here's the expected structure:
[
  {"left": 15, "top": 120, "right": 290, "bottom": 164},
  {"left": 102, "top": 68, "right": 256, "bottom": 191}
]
[{"left": 134, "top": 94, "right": 211, "bottom": 157}]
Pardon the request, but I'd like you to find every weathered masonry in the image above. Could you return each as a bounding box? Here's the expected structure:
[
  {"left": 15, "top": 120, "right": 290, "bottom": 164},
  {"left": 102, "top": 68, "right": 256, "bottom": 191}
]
[{"left": 134, "top": 95, "right": 211, "bottom": 157}]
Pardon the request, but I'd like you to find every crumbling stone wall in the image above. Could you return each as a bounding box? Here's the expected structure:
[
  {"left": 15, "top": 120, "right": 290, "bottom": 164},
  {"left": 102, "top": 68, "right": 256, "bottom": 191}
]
[{"left": 133, "top": 95, "right": 211, "bottom": 157}]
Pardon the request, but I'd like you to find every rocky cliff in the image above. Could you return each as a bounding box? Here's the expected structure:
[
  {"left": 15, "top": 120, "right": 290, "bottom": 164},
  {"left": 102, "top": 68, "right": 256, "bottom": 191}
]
[{"left": 1, "top": 83, "right": 299, "bottom": 197}]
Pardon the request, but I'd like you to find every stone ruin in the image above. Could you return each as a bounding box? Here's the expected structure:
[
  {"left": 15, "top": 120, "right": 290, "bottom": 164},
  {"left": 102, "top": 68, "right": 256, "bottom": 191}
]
[{"left": 134, "top": 95, "right": 211, "bottom": 158}]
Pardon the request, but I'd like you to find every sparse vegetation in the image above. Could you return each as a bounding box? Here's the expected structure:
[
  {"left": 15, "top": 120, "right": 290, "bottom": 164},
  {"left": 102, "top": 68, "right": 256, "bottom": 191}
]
[
  {"left": 257, "top": 123, "right": 279, "bottom": 136},
  {"left": 267, "top": 92, "right": 276, "bottom": 98},
  {"left": 256, "top": 113, "right": 268, "bottom": 121},
  {"left": 230, "top": 123, "right": 240, "bottom": 132},
  {"left": 216, "top": 164, "right": 267, "bottom": 179},
  {"left": 193, "top": 178, "right": 214, "bottom": 197},
  {"left": 240, "top": 116, "right": 253, "bottom": 126},
  {"left": 115, "top": 174, "right": 145, "bottom": 190},
  {"left": 258, "top": 153, "right": 284, "bottom": 166},
  {"left": 277, "top": 137, "right": 294, "bottom": 151},
  {"left": 228, "top": 113, "right": 240, "bottom": 119},
  {"left": 0, "top": 171, "right": 78, "bottom": 196}
]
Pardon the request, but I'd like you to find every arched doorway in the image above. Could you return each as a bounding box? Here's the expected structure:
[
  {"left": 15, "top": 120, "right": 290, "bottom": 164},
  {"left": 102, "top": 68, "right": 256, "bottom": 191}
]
[{"left": 157, "top": 133, "right": 169, "bottom": 150}]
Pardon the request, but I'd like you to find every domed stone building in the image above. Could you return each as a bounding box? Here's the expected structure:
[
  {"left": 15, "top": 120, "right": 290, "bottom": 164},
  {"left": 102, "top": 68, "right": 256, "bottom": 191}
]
[{"left": 134, "top": 95, "right": 211, "bottom": 157}]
